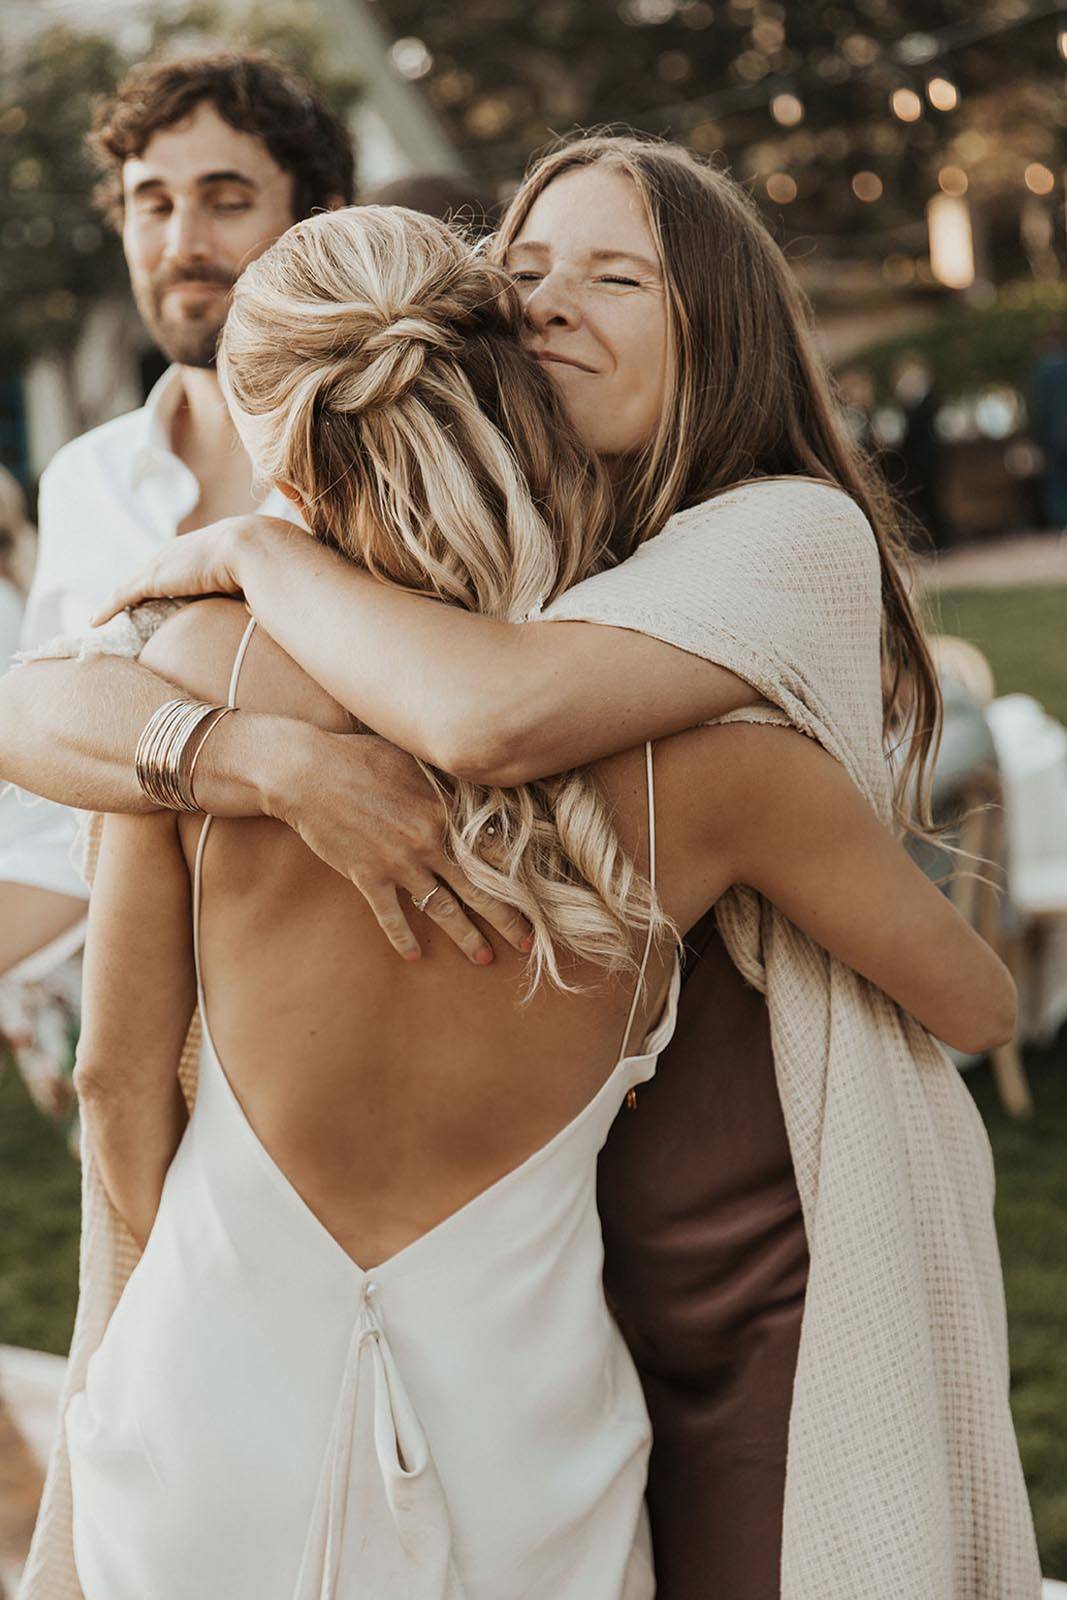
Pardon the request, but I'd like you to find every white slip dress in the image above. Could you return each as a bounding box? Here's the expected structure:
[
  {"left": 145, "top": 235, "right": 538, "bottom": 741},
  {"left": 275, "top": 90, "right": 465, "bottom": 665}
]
[{"left": 66, "top": 619, "right": 681, "bottom": 1600}]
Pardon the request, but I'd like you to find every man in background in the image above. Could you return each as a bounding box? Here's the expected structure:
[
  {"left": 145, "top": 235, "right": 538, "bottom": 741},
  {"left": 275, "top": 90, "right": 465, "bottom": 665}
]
[{"left": 0, "top": 49, "right": 354, "bottom": 1019}]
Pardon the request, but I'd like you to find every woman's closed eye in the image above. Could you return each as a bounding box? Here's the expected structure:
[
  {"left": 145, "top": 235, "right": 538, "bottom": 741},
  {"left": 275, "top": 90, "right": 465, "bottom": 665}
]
[{"left": 511, "top": 271, "right": 642, "bottom": 289}]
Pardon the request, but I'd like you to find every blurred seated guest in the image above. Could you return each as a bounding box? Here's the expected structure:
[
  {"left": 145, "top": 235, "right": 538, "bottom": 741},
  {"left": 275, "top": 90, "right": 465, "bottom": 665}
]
[
  {"left": 0, "top": 467, "right": 81, "bottom": 1137},
  {"left": 0, "top": 465, "right": 34, "bottom": 672},
  {"left": 892, "top": 353, "right": 946, "bottom": 549},
  {"left": 0, "top": 923, "right": 82, "bottom": 1147},
  {"left": 361, "top": 170, "right": 495, "bottom": 234},
  {"left": 986, "top": 691, "right": 1067, "bottom": 1043},
  {"left": 1030, "top": 323, "right": 1067, "bottom": 528}
]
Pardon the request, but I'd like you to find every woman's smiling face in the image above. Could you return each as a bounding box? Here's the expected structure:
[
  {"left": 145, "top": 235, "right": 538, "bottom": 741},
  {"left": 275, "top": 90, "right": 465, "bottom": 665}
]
[{"left": 506, "top": 165, "right": 670, "bottom": 459}]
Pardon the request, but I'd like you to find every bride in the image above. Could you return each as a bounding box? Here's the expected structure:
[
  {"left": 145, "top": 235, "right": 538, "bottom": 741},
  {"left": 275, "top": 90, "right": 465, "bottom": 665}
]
[{"left": 58, "top": 205, "right": 1012, "bottom": 1599}]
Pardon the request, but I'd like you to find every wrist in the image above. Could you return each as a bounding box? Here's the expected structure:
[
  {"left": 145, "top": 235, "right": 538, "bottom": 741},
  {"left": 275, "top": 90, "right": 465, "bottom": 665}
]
[
  {"left": 255, "top": 717, "right": 322, "bottom": 825},
  {"left": 226, "top": 514, "right": 295, "bottom": 604},
  {"left": 185, "top": 709, "right": 310, "bottom": 820}
]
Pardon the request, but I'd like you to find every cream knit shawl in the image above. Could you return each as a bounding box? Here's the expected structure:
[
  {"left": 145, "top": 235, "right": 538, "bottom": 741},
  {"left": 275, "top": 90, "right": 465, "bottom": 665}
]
[{"left": 18, "top": 478, "right": 1040, "bottom": 1600}]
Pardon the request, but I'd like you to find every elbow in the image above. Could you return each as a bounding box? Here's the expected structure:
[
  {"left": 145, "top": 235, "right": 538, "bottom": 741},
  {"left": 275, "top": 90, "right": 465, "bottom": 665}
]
[
  {"left": 421, "top": 706, "right": 534, "bottom": 788},
  {"left": 945, "top": 966, "right": 1018, "bottom": 1056},
  {"left": 72, "top": 1048, "right": 133, "bottom": 1109}
]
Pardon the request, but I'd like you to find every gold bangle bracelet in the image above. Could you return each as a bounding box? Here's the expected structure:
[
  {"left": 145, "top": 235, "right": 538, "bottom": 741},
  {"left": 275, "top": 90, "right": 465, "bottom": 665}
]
[
  {"left": 186, "top": 705, "right": 236, "bottom": 813},
  {"left": 134, "top": 698, "right": 230, "bottom": 811}
]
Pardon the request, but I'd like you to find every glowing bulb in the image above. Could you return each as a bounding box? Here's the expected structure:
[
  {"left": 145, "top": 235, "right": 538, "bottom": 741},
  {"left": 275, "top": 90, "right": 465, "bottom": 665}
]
[
  {"left": 852, "top": 170, "right": 884, "bottom": 202},
  {"left": 938, "top": 165, "right": 968, "bottom": 197},
  {"left": 927, "top": 77, "right": 958, "bottom": 112},
  {"left": 927, "top": 194, "right": 974, "bottom": 290},
  {"left": 891, "top": 87, "right": 923, "bottom": 123},
  {"left": 770, "top": 93, "right": 804, "bottom": 127},
  {"left": 766, "top": 172, "right": 797, "bottom": 203},
  {"left": 1024, "top": 162, "right": 1055, "bottom": 196}
]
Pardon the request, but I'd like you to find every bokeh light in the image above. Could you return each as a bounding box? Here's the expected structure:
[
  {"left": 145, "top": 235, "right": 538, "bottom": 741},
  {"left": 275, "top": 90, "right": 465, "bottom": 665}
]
[
  {"left": 1024, "top": 163, "right": 1055, "bottom": 196},
  {"left": 770, "top": 93, "right": 804, "bottom": 127},
  {"left": 891, "top": 88, "right": 923, "bottom": 123},
  {"left": 852, "top": 171, "right": 884, "bottom": 202},
  {"left": 938, "top": 165, "right": 969, "bottom": 197},
  {"left": 927, "top": 78, "right": 959, "bottom": 112},
  {"left": 765, "top": 172, "right": 797, "bottom": 204}
]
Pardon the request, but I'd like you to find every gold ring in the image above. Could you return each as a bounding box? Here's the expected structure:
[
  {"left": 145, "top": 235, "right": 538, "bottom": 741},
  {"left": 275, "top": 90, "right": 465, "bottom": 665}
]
[{"left": 413, "top": 884, "right": 442, "bottom": 914}]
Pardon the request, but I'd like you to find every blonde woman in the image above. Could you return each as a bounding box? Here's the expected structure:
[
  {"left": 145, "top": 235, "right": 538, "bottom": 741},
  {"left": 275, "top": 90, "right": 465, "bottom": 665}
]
[
  {"left": 12, "top": 201, "right": 1012, "bottom": 1600},
  {"left": 8, "top": 142, "right": 1039, "bottom": 1599}
]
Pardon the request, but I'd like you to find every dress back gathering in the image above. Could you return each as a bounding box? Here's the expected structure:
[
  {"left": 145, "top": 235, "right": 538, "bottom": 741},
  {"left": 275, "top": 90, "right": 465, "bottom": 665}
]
[{"left": 64, "top": 620, "right": 681, "bottom": 1600}]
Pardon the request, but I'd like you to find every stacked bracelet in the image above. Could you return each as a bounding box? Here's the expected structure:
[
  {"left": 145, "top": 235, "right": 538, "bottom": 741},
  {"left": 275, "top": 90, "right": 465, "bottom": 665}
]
[{"left": 134, "top": 698, "right": 235, "bottom": 812}]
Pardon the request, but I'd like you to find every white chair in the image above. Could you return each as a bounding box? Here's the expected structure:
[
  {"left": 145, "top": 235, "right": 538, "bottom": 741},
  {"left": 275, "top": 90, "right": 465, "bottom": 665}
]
[{"left": 986, "top": 694, "right": 1067, "bottom": 1051}]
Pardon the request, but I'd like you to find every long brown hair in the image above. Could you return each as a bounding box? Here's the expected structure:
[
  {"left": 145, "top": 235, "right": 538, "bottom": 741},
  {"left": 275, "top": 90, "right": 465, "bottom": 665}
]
[{"left": 493, "top": 134, "right": 942, "bottom": 827}]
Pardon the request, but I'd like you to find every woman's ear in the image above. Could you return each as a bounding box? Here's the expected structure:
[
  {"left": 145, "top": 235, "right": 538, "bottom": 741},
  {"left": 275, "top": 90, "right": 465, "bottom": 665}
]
[{"left": 277, "top": 482, "right": 306, "bottom": 511}]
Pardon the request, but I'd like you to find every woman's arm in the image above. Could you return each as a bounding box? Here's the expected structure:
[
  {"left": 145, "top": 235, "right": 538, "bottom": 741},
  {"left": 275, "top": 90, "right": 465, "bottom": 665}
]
[
  {"left": 72, "top": 811, "right": 195, "bottom": 1247},
  {"left": 0, "top": 646, "right": 531, "bottom": 961},
  {"left": 690, "top": 723, "right": 1016, "bottom": 1054},
  {"left": 93, "top": 516, "right": 759, "bottom": 785},
  {"left": 0, "top": 651, "right": 293, "bottom": 816}
]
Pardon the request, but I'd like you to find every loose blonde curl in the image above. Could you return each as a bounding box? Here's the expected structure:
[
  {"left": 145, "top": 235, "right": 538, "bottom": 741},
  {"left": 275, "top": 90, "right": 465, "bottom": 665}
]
[{"left": 219, "top": 205, "right": 672, "bottom": 990}]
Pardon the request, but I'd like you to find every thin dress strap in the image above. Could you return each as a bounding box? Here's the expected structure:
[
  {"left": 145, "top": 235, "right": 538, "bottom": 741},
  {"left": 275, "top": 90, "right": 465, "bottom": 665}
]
[
  {"left": 192, "top": 618, "right": 258, "bottom": 988},
  {"left": 618, "top": 741, "right": 657, "bottom": 1061}
]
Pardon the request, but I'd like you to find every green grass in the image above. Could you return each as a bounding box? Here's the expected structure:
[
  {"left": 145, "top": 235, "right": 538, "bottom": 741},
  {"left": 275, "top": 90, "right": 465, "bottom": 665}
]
[
  {"left": 937, "top": 581, "right": 1067, "bottom": 1580},
  {"left": 968, "top": 1042, "right": 1067, "bottom": 1579},
  {"left": 0, "top": 582, "right": 1064, "bottom": 1573},
  {"left": 0, "top": 1059, "right": 80, "bottom": 1355},
  {"left": 933, "top": 584, "right": 1067, "bottom": 727}
]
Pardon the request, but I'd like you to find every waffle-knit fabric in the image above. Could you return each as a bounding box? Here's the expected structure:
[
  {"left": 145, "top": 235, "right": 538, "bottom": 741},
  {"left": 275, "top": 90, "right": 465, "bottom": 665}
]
[
  {"left": 18, "top": 476, "right": 1040, "bottom": 1599},
  {"left": 543, "top": 477, "right": 1041, "bottom": 1599}
]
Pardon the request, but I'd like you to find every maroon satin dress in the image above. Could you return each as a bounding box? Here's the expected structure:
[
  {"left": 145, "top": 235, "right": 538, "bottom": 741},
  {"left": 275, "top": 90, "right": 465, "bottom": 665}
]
[{"left": 598, "top": 910, "right": 809, "bottom": 1600}]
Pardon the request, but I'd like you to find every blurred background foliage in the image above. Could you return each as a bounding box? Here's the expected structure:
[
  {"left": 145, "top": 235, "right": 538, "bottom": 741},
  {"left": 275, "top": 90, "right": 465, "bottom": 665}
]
[{"left": 0, "top": 2, "right": 362, "bottom": 364}]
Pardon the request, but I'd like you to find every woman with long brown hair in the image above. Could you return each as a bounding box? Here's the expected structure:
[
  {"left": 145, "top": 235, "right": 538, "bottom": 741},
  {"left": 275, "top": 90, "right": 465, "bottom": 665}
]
[{"left": 6, "top": 138, "right": 1039, "bottom": 1599}]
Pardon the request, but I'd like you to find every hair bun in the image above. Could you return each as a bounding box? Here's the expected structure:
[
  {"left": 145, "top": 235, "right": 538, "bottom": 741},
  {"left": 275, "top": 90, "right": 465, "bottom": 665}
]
[
  {"left": 327, "top": 310, "right": 461, "bottom": 416},
  {"left": 365, "top": 312, "right": 462, "bottom": 361}
]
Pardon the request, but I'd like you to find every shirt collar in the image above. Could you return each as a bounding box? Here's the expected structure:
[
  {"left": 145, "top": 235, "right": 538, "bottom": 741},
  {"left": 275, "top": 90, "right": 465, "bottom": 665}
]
[
  {"left": 126, "top": 363, "right": 303, "bottom": 528},
  {"left": 128, "top": 365, "right": 192, "bottom": 491}
]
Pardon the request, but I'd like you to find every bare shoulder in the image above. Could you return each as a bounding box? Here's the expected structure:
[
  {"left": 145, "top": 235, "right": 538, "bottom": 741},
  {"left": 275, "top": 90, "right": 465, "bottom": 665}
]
[
  {"left": 139, "top": 597, "right": 353, "bottom": 734},
  {"left": 595, "top": 719, "right": 863, "bottom": 932}
]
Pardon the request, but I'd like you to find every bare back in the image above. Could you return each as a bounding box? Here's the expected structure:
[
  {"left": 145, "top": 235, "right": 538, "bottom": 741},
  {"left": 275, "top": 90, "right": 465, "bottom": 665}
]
[{"left": 146, "top": 600, "right": 731, "bottom": 1269}]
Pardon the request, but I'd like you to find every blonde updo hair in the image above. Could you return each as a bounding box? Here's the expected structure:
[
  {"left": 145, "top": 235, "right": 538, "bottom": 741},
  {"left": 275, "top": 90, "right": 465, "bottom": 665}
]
[{"left": 219, "top": 204, "right": 671, "bottom": 988}]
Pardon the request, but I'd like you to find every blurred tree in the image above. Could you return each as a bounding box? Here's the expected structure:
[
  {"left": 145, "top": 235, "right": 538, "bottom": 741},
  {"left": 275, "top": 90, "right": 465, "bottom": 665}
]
[
  {"left": 375, "top": 0, "right": 1067, "bottom": 279},
  {"left": 0, "top": 27, "right": 128, "bottom": 366},
  {"left": 0, "top": 2, "right": 362, "bottom": 368}
]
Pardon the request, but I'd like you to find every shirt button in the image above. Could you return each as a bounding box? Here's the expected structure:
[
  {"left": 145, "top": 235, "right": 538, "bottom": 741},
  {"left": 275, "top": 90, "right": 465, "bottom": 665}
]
[{"left": 365, "top": 1280, "right": 379, "bottom": 1298}]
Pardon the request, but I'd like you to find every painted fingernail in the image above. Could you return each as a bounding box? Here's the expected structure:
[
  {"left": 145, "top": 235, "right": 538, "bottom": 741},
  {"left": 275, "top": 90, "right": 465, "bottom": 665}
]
[
  {"left": 475, "top": 947, "right": 494, "bottom": 965},
  {"left": 403, "top": 948, "right": 421, "bottom": 962}
]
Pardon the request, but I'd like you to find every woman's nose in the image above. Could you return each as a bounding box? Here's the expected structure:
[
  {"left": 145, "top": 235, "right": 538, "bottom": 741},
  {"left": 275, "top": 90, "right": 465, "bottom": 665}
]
[{"left": 524, "top": 273, "right": 582, "bottom": 332}]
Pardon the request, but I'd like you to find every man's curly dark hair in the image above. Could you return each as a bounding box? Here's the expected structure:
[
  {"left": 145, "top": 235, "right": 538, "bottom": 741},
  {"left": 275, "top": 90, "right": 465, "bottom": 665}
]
[{"left": 88, "top": 49, "right": 356, "bottom": 227}]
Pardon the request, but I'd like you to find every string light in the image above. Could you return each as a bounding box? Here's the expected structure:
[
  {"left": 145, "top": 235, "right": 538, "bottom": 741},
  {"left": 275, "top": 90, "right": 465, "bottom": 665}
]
[
  {"left": 927, "top": 193, "right": 975, "bottom": 289},
  {"left": 852, "top": 171, "right": 884, "bottom": 202},
  {"left": 766, "top": 172, "right": 797, "bottom": 203},
  {"left": 1059, "top": 29, "right": 1067, "bottom": 59},
  {"left": 770, "top": 92, "right": 804, "bottom": 126},
  {"left": 389, "top": 37, "right": 433, "bottom": 79},
  {"left": 1024, "top": 162, "right": 1055, "bottom": 195},
  {"left": 938, "top": 165, "right": 969, "bottom": 197},
  {"left": 927, "top": 77, "right": 959, "bottom": 111},
  {"left": 891, "top": 87, "right": 923, "bottom": 122}
]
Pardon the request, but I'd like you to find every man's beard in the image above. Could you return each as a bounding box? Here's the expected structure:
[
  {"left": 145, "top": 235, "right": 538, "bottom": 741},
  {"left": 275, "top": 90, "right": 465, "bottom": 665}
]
[{"left": 133, "top": 262, "right": 236, "bottom": 369}]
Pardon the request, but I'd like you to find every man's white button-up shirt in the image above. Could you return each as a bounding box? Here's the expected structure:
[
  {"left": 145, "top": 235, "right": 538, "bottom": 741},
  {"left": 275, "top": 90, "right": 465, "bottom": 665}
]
[{"left": 0, "top": 365, "right": 299, "bottom": 900}]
